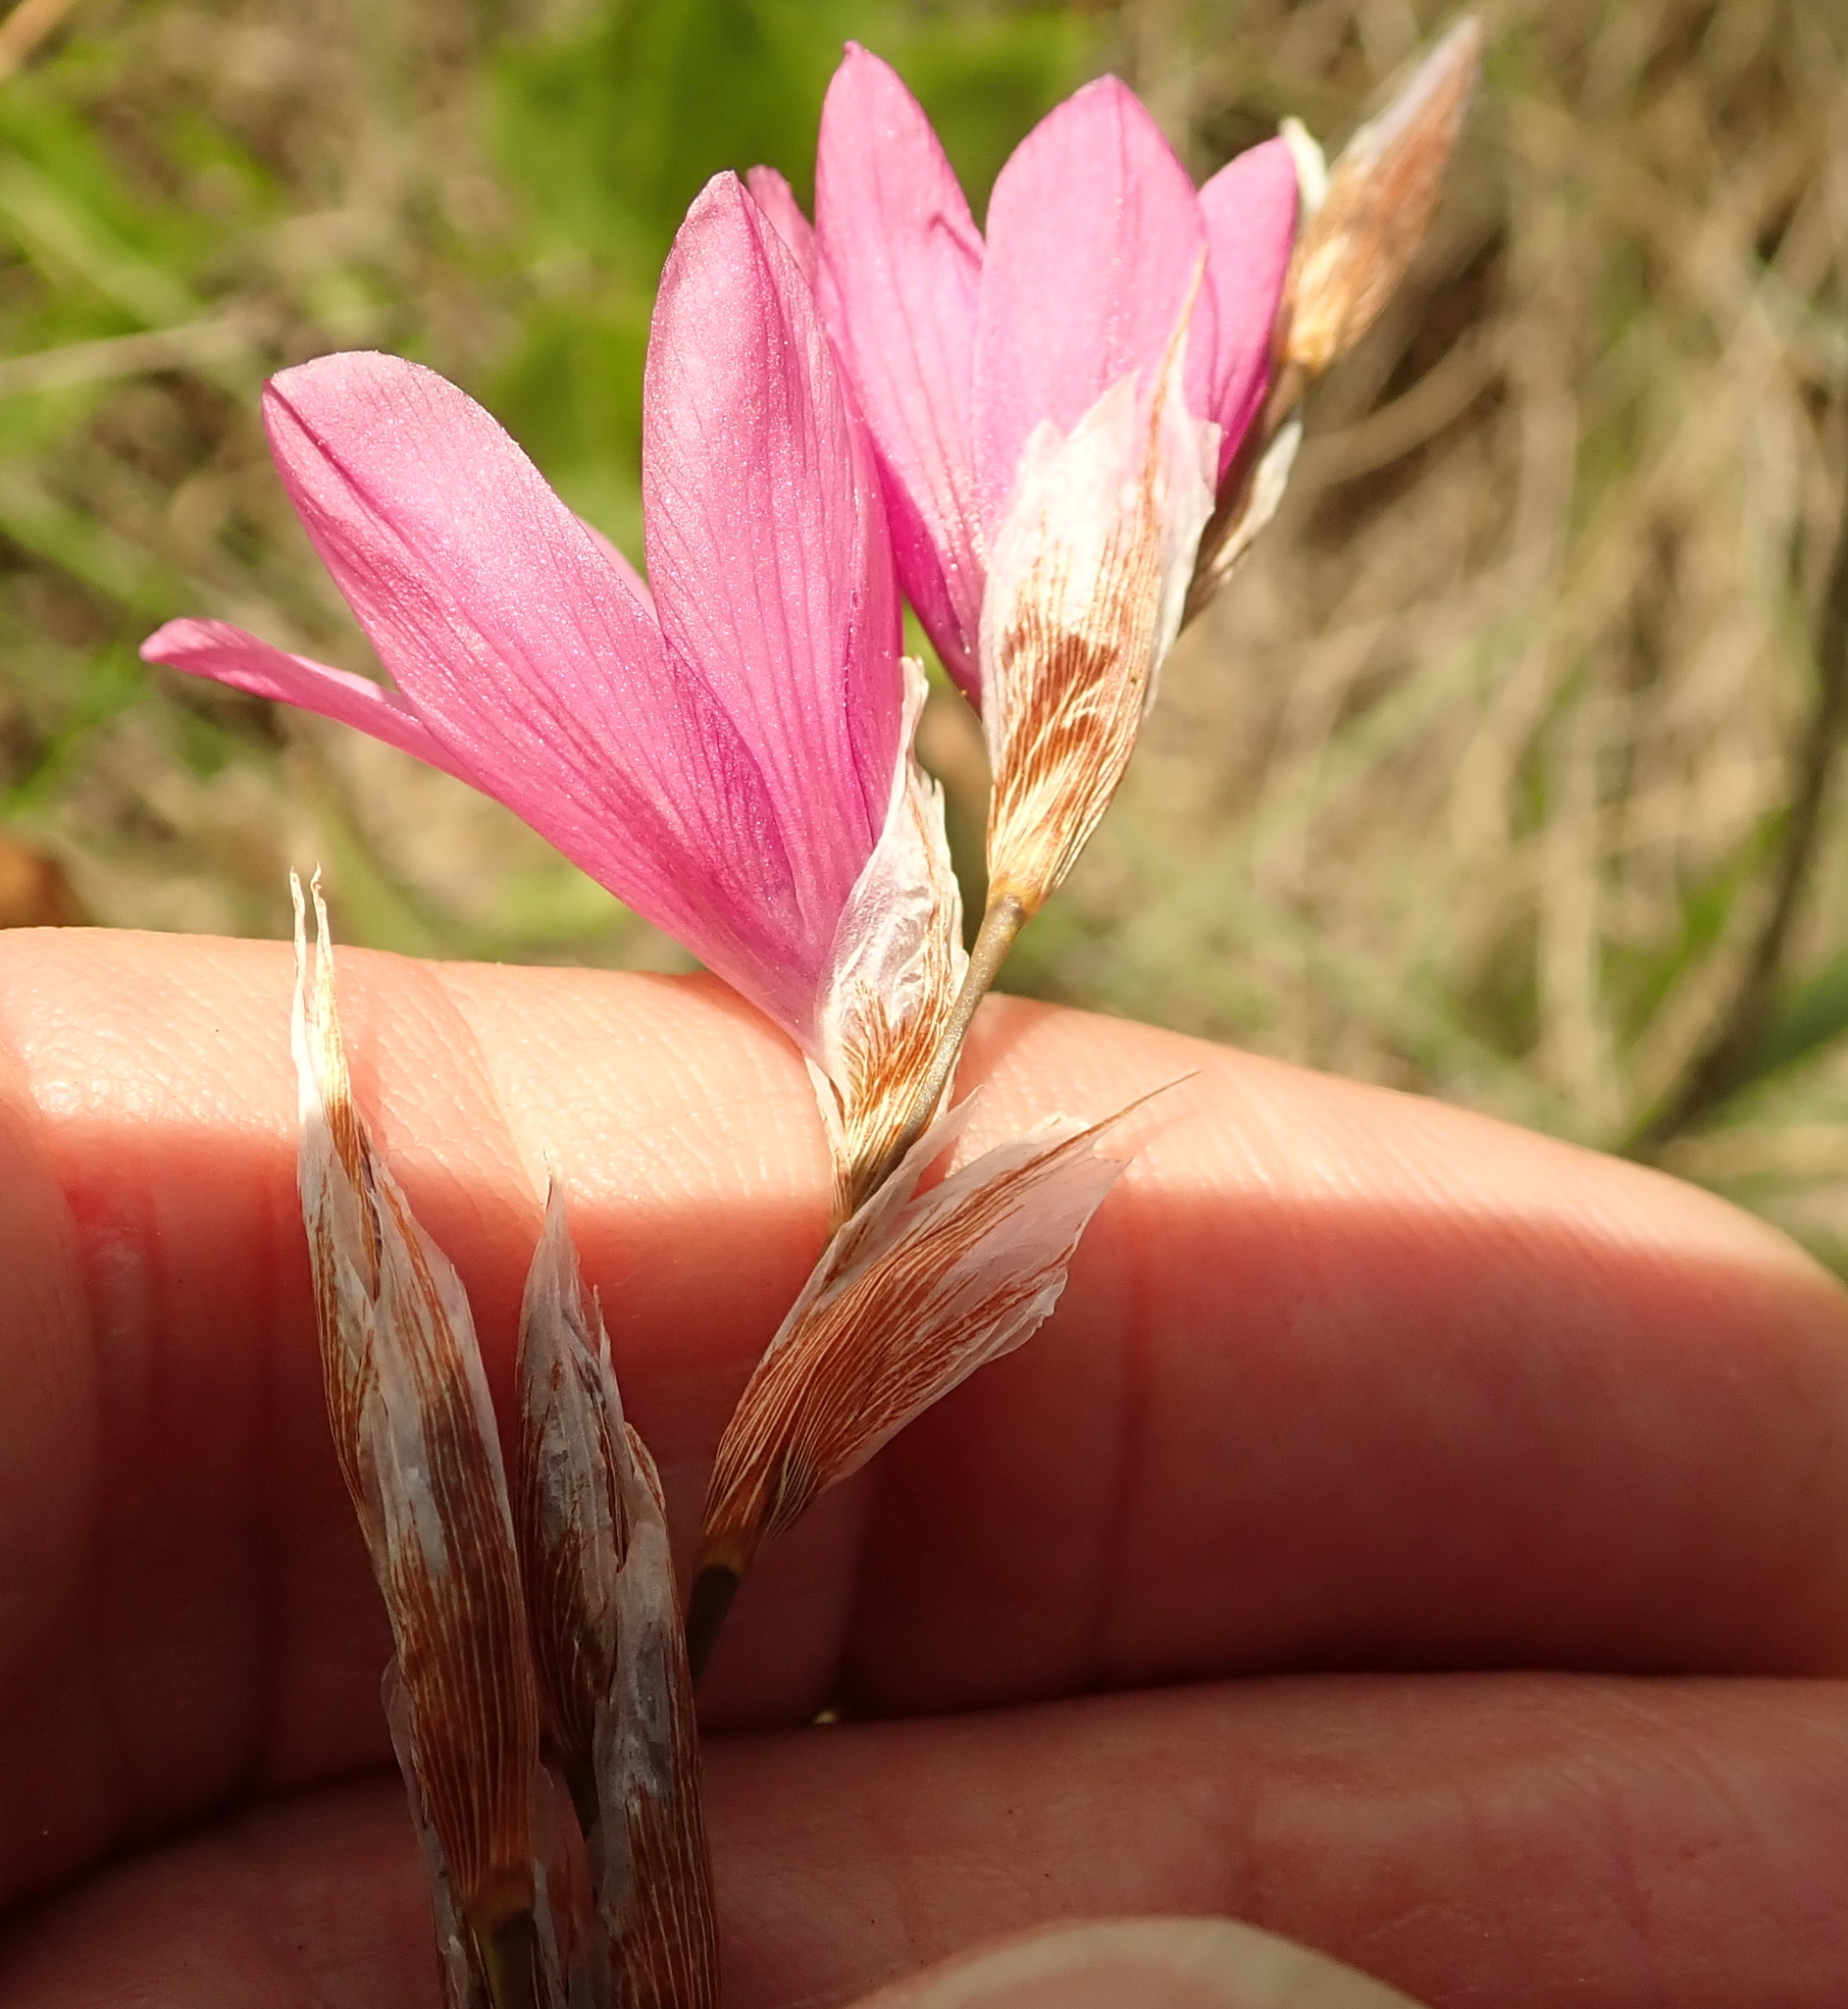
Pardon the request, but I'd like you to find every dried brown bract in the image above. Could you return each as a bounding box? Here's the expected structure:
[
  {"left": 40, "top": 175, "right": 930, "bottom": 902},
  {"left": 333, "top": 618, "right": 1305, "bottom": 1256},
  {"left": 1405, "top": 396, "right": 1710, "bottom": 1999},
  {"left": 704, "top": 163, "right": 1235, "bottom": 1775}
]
[
  {"left": 692, "top": 1091, "right": 1159, "bottom": 1673},
  {"left": 517, "top": 1192, "right": 720, "bottom": 2009},
  {"left": 1187, "top": 18, "right": 1481, "bottom": 625},
  {"left": 292, "top": 873, "right": 551, "bottom": 2009},
  {"left": 1283, "top": 18, "right": 1483, "bottom": 378},
  {"left": 982, "top": 316, "right": 1213, "bottom": 922},
  {"left": 813, "top": 658, "right": 969, "bottom": 1223}
]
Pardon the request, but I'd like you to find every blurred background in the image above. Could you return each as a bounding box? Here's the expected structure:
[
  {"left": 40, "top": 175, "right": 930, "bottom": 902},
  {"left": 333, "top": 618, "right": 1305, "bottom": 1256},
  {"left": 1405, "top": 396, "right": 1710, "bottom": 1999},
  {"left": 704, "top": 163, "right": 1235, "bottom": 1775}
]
[{"left": 1, "top": 0, "right": 1847, "bottom": 1257}]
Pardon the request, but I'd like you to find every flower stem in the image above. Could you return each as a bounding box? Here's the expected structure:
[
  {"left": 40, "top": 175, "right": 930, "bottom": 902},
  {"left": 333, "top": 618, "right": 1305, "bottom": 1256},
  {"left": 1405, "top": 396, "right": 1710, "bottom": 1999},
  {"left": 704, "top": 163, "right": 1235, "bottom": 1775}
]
[
  {"left": 685, "top": 1563, "right": 741, "bottom": 1686},
  {"left": 688, "top": 900, "right": 1030, "bottom": 1683},
  {"left": 476, "top": 1909, "right": 544, "bottom": 2009},
  {"left": 884, "top": 891, "right": 1028, "bottom": 1173}
]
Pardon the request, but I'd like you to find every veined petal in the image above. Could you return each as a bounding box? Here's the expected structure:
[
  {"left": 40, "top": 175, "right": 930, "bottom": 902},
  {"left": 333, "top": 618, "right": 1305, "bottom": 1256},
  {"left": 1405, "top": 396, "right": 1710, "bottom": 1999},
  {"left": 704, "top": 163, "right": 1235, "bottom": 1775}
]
[
  {"left": 644, "top": 173, "right": 901, "bottom": 977},
  {"left": 816, "top": 43, "right": 986, "bottom": 698},
  {"left": 262, "top": 350, "right": 821, "bottom": 1045},
  {"left": 140, "top": 617, "right": 469, "bottom": 782},
  {"left": 697, "top": 1089, "right": 1145, "bottom": 1589},
  {"left": 744, "top": 165, "right": 817, "bottom": 286},
  {"left": 972, "top": 77, "right": 1207, "bottom": 538},
  {"left": 981, "top": 309, "right": 1215, "bottom": 915},
  {"left": 1195, "top": 136, "right": 1300, "bottom": 477},
  {"left": 811, "top": 655, "right": 968, "bottom": 1225}
]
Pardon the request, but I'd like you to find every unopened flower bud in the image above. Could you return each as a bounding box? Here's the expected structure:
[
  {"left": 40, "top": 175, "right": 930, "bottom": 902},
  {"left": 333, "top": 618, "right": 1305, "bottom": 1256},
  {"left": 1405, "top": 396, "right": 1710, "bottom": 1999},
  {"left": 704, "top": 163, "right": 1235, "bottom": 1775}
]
[{"left": 1284, "top": 19, "right": 1483, "bottom": 377}]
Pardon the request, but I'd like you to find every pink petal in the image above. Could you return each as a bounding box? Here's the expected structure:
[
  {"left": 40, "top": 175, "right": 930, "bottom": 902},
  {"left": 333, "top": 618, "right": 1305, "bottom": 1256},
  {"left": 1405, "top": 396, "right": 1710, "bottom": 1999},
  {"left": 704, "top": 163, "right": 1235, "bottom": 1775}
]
[
  {"left": 971, "top": 77, "right": 1207, "bottom": 535},
  {"left": 1197, "top": 135, "right": 1299, "bottom": 477},
  {"left": 816, "top": 43, "right": 986, "bottom": 698},
  {"left": 643, "top": 173, "right": 900, "bottom": 957},
  {"left": 140, "top": 618, "right": 469, "bottom": 782},
  {"left": 744, "top": 166, "right": 818, "bottom": 287},
  {"left": 261, "top": 350, "right": 825, "bottom": 1043}
]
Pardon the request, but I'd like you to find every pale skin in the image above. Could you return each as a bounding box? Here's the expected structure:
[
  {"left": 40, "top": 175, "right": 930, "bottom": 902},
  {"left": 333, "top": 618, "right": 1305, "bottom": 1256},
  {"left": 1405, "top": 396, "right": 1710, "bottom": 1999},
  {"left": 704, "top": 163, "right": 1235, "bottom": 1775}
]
[{"left": 2, "top": 931, "right": 1848, "bottom": 2008}]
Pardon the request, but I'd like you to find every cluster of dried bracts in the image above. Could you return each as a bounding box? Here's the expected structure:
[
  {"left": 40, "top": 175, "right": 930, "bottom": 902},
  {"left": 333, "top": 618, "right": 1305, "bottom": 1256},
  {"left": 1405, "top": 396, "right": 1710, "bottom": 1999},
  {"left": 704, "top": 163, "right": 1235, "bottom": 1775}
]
[{"left": 147, "top": 24, "right": 1478, "bottom": 2008}]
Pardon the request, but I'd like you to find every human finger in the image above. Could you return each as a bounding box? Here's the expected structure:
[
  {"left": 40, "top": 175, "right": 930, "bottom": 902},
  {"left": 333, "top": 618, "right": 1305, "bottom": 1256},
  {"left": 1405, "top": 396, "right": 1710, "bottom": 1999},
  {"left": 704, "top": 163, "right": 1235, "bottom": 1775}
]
[
  {"left": 848, "top": 1918, "right": 1425, "bottom": 2007},
  {"left": 3, "top": 931, "right": 1847, "bottom": 1895},
  {"left": 3, "top": 1674, "right": 1845, "bottom": 2007}
]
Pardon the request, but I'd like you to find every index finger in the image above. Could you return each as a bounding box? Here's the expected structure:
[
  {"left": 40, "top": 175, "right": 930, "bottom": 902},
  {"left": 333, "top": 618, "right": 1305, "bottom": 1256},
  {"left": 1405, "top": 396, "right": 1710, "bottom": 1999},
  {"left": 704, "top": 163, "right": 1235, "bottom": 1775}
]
[{"left": 1, "top": 928, "right": 1845, "bottom": 1900}]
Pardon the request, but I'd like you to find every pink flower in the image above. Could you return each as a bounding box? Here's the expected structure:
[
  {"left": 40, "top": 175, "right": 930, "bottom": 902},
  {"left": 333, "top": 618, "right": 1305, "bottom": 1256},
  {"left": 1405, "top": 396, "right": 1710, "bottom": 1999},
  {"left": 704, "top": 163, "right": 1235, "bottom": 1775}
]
[
  {"left": 144, "top": 172, "right": 965, "bottom": 1212},
  {"left": 752, "top": 50, "right": 1299, "bottom": 928},
  {"left": 799, "top": 44, "right": 1300, "bottom": 707}
]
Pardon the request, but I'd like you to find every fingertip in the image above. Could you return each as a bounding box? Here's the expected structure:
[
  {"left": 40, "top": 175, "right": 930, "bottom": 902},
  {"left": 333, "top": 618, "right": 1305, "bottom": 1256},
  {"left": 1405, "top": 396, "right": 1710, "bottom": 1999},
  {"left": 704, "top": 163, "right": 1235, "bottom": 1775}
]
[{"left": 853, "top": 1917, "right": 1425, "bottom": 2008}]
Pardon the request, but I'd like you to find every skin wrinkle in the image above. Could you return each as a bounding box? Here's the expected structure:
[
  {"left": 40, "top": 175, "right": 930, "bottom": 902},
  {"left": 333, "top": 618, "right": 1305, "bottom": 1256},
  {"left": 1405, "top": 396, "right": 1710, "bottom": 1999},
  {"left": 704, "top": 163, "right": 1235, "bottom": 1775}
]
[
  {"left": 1579, "top": 1771, "right": 1676, "bottom": 2009},
  {"left": 708, "top": 1674, "right": 1848, "bottom": 2008},
  {"left": 1583, "top": 1691, "right": 1790, "bottom": 1972}
]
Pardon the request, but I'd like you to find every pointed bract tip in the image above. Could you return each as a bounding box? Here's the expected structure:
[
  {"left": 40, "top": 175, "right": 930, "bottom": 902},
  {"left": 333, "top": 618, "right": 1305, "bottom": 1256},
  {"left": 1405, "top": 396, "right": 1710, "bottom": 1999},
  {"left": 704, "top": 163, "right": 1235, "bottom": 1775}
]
[
  {"left": 698, "top": 1085, "right": 1160, "bottom": 1605},
  {"left": 1281, "top": 15, "right": 1482, "bottom": 376}
]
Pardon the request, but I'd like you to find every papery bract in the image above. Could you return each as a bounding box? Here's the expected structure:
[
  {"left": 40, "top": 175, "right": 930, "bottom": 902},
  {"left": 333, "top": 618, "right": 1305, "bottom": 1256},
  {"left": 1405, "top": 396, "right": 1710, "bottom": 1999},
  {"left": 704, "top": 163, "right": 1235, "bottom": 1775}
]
[
  {"left": 145, "top": 172, "right": 964, "bottom": 1211},
  {"left": 517, "top": 1192, "right": 719, "bottom": 2009},
  {"left": 690, "top": 1085, "right": 1164, "bottom": 1674},
  {"left": 293, "top": 875, "right": 555, "bottom": 2009},
  {"left": 1283, "top": 19, "right": 1483, "bottom": 378}
]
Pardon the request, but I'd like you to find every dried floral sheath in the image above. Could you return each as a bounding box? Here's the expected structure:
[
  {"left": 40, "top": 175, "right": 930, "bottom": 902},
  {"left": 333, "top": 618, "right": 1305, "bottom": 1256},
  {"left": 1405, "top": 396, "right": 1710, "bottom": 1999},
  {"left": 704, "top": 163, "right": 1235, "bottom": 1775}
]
[
  {"left": 699, "top": 1094, "right": 1151, "bottom": 1591},
  {"left": 1283, "top": 20, "right": 1483, "bottom": 377},
  {"left": 1188, "top": 20, "right": 1481, "bottom": 622},
  {"left": 518, "top": 1194, "right": 719, "bottom": 2009},
  {"left": 982, "top": 312, "right": 1213, "bottom": 916},
  {"left": 812, "top": 656, "right": 968, "bottom": 1218},
  {"left": 293, "top": 876, "right": 548, "bottom": 2007},
  {"left": 598, "top": 1434, "right": 717, "bottom": 2009}
]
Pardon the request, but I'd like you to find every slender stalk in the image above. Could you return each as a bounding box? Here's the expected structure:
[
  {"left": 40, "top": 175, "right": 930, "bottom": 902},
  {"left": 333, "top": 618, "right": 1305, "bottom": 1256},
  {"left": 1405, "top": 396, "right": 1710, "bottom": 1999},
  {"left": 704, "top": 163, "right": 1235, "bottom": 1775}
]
[
  {"left": 880, "top": 892, "right": 1028, "bottom": 1175},
  {"left": 1626, "top": 399, "right": 1848, "bottom": 1157},
  {"left": 477, "top": 1909, "right": 544, "bottom": 2009},
  {"left": 685, "top": 1564, "right": 740, "bottom": 1687}
]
